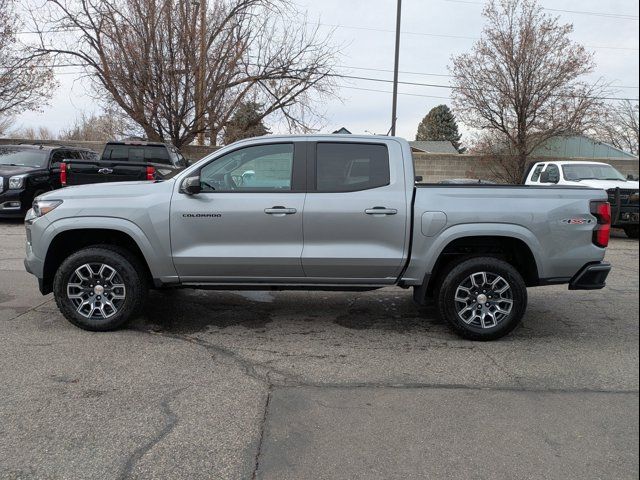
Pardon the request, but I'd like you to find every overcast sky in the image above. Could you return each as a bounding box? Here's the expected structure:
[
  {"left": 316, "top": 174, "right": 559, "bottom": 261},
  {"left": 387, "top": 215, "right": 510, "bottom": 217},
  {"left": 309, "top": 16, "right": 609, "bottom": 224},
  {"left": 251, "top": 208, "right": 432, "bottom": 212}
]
[{"left": 14, "top": 0, "right": 640, "bottom": 144}]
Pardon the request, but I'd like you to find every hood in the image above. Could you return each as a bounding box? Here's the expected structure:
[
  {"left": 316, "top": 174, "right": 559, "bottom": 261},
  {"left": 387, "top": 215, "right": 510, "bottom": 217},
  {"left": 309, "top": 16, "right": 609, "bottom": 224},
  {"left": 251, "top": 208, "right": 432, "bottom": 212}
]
[
  {"left": 0, "top": 164, "right": 44, "bottom": 176},
  {"left": 40, "top": 179, "right": 175, "bottom": 201},
  {"left": 571, "top": 179, "right": 640, "bottom": 191}
]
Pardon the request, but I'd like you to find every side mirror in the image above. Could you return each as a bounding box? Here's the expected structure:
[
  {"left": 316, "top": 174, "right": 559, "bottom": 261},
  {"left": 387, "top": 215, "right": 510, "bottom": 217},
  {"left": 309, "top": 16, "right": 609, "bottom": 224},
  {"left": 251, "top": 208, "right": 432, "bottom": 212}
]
[
  {"left": 415, "top": 175, "right": 423, "bottom": 183},
  {"left": 180, "top": 175, "right": 201, "bottom": 195}
]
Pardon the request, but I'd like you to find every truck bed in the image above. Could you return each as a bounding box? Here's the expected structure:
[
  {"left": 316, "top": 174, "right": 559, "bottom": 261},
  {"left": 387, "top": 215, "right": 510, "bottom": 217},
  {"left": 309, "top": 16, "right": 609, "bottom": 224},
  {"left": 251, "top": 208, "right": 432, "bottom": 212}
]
[{"left": 404, "top": 183, "right": 608, "bottom": 284}]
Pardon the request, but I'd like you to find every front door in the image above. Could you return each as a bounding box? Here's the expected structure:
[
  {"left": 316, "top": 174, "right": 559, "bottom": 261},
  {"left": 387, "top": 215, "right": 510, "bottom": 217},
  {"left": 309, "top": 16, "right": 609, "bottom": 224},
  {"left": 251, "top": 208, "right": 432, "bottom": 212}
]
[{"left": 170, "top": 142, "right": 306, "bottom": 282}]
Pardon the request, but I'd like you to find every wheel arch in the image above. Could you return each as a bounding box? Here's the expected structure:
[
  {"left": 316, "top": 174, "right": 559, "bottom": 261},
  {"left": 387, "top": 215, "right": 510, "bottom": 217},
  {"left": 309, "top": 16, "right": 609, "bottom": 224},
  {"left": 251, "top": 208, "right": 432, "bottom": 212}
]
[
  {"left": 412, "top": 225, "right": 543, "bottom": 303},
  {"left": 41, "top": 222, "right": 160, "bottom": 294}
]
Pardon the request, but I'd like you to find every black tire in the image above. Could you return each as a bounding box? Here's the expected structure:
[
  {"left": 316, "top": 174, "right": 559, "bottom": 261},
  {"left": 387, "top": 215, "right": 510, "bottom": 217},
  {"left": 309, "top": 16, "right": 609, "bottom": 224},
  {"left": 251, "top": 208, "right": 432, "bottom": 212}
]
[
  {"left": 53, "top": 245, "right": 148, "bottom": 331},
  {"left": 436, "top": 257, "right": 527, "bottom": 341},
  {"left": 623, "top": 225, "right": 639, "bottom": 239}
]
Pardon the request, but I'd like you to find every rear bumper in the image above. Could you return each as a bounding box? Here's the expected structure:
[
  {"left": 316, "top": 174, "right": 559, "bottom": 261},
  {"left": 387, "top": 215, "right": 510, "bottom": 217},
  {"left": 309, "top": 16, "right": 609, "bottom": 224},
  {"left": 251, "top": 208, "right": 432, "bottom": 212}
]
[{"left": 569, "top": 262, "right": 611, "bottom": 290}]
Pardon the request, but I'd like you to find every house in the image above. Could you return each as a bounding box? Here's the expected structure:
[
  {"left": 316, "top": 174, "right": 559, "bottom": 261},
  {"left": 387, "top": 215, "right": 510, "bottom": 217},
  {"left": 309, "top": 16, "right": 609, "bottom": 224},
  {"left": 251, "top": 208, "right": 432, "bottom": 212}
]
[
  {"left": 409, "top": 140, "right": 459, "bottom": 154},
  {"left": 532, "top": 134, "right": 637, "bottom": 159},
  {"left": 332, "top": 127, "right": 352, "bottom": 134}
]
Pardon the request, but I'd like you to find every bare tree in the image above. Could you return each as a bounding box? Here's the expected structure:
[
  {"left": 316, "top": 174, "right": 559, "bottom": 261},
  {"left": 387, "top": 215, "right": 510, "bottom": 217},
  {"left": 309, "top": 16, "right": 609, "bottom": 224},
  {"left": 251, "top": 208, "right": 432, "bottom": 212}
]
[
  {"left": 33, "top": 0, "right": 336, "bottom": 147},
  {"left": 450, "top": 0, "right": 607, "bottom": 182},
  {"left": 0, "top": 0, "right": 55, "bottom": 117},
  {"left": 60, "top": 109, "right": 137, "bottom": 141},
  {"left": 9, "top": 125, "right": 55, "bottom": 140},
  {"left": 592, "top": 101, "right": 639, "bottom": 157}
]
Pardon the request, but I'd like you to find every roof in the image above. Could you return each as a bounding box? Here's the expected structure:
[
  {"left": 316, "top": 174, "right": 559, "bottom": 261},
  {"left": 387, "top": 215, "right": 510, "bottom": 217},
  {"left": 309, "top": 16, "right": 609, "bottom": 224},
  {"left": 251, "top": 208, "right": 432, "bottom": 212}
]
[
  {"left": 533, "top": 160, "right": 615, "bottom": 166},
  {"left": 332, "top": 127, "right": 352, "bottom": 135},
  {"left": 0, "top": 144, "right": 92, "bottom": 151},
  {"left": 409, "top": 141, "right": 459, "bottom": 154},
  {"left": 532, "top": 134, "right": 637, "bottom": 159}
]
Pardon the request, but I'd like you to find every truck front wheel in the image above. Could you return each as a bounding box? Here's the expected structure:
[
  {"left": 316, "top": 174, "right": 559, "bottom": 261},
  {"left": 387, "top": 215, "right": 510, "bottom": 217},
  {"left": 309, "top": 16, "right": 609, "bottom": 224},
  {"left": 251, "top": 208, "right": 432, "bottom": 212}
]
[
  {"left": 436, "top": 257, "right": 527, "bottom": 341},
  {"left": 53, "top": 246, "right": 148, "bottom": 331}
]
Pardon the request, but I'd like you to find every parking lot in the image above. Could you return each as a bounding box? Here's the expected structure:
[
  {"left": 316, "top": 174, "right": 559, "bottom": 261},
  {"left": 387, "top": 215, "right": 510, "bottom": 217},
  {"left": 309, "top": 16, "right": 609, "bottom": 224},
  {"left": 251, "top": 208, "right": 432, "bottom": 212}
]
[{"left": 0, "top": 219, "right": 638, "bottom": 479}]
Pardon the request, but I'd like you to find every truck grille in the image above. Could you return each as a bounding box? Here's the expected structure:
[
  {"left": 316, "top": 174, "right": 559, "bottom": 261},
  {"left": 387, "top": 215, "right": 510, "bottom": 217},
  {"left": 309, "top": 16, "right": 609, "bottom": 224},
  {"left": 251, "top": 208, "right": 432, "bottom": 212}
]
[{"left": 607, "top": 188, "right": 639, "bottom": 207}]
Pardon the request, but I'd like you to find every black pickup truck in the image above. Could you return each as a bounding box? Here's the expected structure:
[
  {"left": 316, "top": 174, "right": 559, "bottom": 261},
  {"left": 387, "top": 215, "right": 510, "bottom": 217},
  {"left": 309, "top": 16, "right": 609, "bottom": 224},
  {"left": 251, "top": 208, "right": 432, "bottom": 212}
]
[
  {"left": 0, "top": 144, "right": 99, "bottom": 218},
  {"left": 62, "top": 141, "right": 188, "bottom": 186}
]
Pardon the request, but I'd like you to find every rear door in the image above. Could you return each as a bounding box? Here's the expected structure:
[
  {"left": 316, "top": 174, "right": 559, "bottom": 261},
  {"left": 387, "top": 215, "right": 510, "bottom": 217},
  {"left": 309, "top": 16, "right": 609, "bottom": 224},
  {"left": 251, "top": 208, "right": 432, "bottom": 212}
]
[
  {"left": 170, "top": 141, "right": 307, "bottom": 281},
  {"left": 301, "top": 140, "right": 409, "bottom": 282}
]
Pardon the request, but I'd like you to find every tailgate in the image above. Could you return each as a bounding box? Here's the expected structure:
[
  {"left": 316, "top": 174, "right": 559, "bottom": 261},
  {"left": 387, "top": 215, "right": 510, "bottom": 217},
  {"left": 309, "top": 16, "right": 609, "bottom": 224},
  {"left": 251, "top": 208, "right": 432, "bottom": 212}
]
[{"left": 65, "top": 160, "right": 149, "bottom": 185}]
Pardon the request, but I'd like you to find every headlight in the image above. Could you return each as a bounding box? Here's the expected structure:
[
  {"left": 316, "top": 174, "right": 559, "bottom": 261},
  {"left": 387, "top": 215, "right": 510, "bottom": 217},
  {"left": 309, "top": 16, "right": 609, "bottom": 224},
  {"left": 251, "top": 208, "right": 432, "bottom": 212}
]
[
  {"left": 32, "top": 199, "right": 63, "bottom": 218},
  {"left": 630, "top": 192, "right": 639, "bottom": 203},
  {"left": 9, "top": 175, "right": 25, "bottom": 189}
]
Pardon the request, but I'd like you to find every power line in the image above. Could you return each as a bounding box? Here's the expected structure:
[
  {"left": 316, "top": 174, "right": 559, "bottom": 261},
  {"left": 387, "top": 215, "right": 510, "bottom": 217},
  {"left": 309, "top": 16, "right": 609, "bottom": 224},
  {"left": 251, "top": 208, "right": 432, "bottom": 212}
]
[
  {"left": 339, "top": 65, "right": 640, "bottom": 89},
  {"left": 335, "top": 74, "right": 640, "bottom": 101},
  {"left": 341, "top": 85, "right": 451, "bottom": 100},
  {"left": 441, "top": 0, "right": 639, "bottom": 20},
  {"left": 317, "top": 22, "right": 639, "bottom": 51}
]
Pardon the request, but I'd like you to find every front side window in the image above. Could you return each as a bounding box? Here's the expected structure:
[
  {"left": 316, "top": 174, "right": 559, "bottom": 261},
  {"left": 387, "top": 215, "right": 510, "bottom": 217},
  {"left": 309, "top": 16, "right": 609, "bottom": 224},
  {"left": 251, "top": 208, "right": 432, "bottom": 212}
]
[
  {"left": 545, "top": 164, "right": 560, "bottom": 183},
  {"left": 316, "top": 143, "right": 390, "bottom": 192},
  {"left": 199, "top": 143, "right": 294, "bottom": 192}
]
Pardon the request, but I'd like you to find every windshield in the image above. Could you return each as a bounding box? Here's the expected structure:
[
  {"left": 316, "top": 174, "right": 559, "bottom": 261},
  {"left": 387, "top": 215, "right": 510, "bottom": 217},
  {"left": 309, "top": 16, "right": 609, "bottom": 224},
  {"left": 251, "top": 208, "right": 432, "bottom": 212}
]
[
  {"left": 562, "top": 163, "right": 627, "bottom": 182},
  {"left": 0, "top": 147, "right": 48, "bottom": 167}
]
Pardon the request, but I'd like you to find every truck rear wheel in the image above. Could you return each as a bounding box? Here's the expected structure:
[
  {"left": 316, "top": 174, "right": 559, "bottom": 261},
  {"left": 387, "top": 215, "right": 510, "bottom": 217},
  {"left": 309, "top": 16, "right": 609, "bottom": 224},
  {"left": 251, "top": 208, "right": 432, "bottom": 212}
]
[
  {"left": 53, "top": 246, "right": 148, "bottom": 331},
  {"left": 436, "top": 257, "right": 527, "bottom": 341}
]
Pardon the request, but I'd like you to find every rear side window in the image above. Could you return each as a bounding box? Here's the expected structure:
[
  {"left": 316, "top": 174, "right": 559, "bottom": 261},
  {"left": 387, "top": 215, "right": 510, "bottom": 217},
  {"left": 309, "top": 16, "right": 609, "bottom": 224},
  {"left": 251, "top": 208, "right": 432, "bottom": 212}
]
[
  {"left": 102, "top": 145, "right": 171, "bottom": 164},
  {"left": 530, "top": 164, "right": 544, "bottom": 182},
  {"left": 316, "top": 143, "right": 390, "bottom": 192}
]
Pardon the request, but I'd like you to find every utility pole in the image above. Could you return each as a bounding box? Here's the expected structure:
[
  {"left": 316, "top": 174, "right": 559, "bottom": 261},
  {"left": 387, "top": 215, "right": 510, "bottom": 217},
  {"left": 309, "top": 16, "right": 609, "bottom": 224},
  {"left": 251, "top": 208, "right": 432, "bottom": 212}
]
[
  {"left": 196, "top": 0, "right": 207, "bottom": 145},
  {"left": 390, "top": 0, "right": 402, "bottom": 136}
]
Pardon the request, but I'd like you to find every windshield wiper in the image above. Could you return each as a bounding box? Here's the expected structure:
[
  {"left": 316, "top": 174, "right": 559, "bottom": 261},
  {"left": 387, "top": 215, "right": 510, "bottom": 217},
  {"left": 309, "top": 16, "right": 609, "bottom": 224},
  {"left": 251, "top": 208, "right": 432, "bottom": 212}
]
[{"left": 1, "top": 163, "right": 27, "bottom": 167}]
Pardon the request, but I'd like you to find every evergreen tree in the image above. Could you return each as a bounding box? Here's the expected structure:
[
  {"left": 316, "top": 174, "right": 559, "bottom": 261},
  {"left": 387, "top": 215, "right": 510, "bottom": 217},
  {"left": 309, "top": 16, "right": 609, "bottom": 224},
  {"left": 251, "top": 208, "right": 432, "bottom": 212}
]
[
  {"left": 223, "top": 102, "right": 271, "bottom": 145},
  {"left": 416, "top": 104, "right": 465, "bottom": 153}
]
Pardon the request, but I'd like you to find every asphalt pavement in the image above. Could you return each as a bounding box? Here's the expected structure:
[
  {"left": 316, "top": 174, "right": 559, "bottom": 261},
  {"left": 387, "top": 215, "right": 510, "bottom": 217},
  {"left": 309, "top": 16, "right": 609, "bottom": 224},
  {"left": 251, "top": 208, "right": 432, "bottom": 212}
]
[{"left": 0, "top": 219, "right": 638, "bottom": 479}]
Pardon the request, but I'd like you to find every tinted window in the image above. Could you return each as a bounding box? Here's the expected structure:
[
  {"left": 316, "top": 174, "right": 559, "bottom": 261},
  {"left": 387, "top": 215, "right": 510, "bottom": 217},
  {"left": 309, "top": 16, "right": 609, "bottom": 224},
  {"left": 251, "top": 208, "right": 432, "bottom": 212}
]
[
  {"left": 103, "top": 145, "right": 171, "bottom": 164},
  {"left": 316, "top": 143, "right": 390, "bottom": 192},
  {"left": 81, "top": 150, "right": 100, "bottom": 161},
  {"left": 530, "top": 164, "right": 545, "bottom": 182},
  {"left": 200, "top": 143, "right": 294, "bottom": 192},
  {"left": 50, "top": 150, "right": 79, "bottom": 168}
]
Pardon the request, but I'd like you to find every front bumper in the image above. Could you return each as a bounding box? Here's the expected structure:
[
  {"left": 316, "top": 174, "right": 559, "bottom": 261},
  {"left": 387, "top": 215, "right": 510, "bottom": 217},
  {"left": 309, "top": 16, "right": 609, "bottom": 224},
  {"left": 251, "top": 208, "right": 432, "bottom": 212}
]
[
  {"left": 0, "top": 188, "right": 27, "bottom": 217},
  {"left": 569, "top": 262, "right": 611, "bottom": 290}
]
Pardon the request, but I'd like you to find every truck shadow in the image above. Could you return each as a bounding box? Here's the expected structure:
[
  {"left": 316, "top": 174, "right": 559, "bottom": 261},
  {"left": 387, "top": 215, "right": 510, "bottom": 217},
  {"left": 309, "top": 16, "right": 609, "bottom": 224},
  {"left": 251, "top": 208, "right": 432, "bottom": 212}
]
[{"left": 134, "top": 289, "right": 443, "bottom": 335}]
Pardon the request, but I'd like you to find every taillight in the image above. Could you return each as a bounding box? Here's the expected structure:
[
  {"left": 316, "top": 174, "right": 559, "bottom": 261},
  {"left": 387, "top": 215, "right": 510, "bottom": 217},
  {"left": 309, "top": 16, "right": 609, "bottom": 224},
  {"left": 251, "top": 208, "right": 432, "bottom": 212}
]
[
  {"left": 590, "top": 201, "right": 611, "bottom": 248},
  {"left": 60, "top": 162, "right": 67, "bottom": 186},
  {"left": 146, "top": 166, "right": 155, "bottom": 181}
]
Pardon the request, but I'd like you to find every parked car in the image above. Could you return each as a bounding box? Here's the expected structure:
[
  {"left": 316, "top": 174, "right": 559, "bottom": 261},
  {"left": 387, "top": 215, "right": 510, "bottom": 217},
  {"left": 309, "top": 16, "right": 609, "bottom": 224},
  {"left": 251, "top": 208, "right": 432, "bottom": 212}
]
[
  {"left": 24, "top": 136, "right": 612, "bottom": 340},
  {"left": 0, "top": 144, "right": 98, "bottom": 218},
  {"left": 62, "top": 140, "right": 187, "bottom": 186},
  {"left": 524, "top": 161, "right": 639, "bottom": 238}
]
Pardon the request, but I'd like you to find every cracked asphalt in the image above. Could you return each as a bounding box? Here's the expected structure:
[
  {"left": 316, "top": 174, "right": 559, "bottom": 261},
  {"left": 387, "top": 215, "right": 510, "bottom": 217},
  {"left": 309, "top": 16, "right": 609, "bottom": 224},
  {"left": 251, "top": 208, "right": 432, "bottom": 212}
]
[{"left": 0, "top": 219, "right": 638, "bottom": 479}]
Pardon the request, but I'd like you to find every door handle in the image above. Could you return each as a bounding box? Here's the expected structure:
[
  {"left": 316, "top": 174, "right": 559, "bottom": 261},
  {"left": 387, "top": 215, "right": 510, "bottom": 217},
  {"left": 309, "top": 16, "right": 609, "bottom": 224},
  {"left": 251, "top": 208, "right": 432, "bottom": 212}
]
[
  {"left": 264, "top": 206, "right": 297, "bottom": 215},
  {"left": 98, "top": 168, "right": 113, "bottom": 174},
  {"left": 365, "top": 207, "right": 398, "bottom": 216}
]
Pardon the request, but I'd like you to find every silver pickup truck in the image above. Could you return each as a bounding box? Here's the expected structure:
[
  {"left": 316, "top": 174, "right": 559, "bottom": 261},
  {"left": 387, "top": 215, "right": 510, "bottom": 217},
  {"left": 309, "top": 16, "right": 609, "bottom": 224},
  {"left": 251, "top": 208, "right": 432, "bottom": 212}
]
[{"left": 23, "top": 135, "right": 612, "bottom": 340}]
